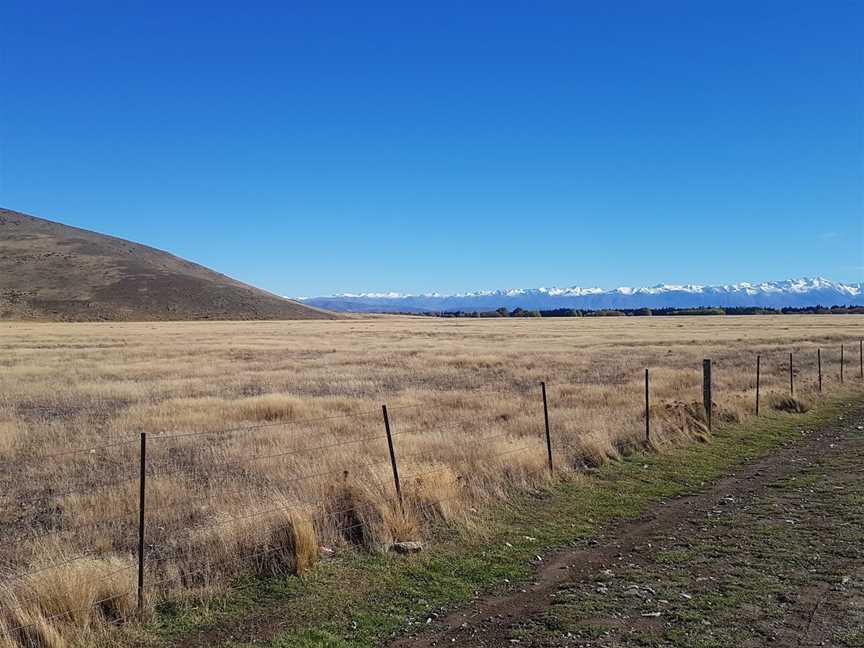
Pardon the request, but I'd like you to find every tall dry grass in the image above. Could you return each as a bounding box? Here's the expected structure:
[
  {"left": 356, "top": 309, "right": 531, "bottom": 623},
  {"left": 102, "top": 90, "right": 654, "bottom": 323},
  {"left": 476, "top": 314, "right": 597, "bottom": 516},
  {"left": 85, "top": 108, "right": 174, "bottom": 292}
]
[{"left": 0, "top": 315, "right": 860, "bottom": 646}]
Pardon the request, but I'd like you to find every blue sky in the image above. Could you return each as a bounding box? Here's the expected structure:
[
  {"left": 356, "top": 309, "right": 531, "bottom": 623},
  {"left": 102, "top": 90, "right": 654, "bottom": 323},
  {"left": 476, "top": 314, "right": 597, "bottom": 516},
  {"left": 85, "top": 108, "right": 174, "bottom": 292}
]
[{"left": 1, "top": 2, "right": 862, "bottom": 296}]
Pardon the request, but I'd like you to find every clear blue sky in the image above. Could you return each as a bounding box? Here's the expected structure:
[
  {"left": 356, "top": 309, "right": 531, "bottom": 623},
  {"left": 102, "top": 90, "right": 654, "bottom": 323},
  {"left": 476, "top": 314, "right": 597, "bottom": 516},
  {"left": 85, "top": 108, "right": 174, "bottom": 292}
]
[{"left": 1, "top": 2, "right": 862, "bottom": 296}]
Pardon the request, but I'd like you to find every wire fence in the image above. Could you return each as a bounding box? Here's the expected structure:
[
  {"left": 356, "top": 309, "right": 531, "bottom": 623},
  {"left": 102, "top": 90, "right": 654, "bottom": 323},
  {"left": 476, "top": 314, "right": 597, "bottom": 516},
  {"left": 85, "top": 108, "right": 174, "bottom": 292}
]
[{"left": 1, "top": 341, "right": 861, "bottom": 638}]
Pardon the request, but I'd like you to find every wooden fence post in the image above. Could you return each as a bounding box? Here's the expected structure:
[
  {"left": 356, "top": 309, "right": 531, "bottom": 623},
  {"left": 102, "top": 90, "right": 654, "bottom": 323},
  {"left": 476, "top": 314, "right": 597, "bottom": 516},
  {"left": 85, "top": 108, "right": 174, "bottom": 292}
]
[
  {"left": 382, "top": 405, "right": 403, "bottom": 513},
  {"left": 702, "top": 359, "right": 712, "bottom": 432},
  {"left": 137, "top": 432, "right": 147, "bottom": 613},
  {"left": 841, "top": 344, "right": 845, "bottom": 384},
  {"left": 789, "top": 352, "right": 794, "bottom": 396},
  {"left": 541, "top": 382, "right": 553, "bottom": 475},
  {"left": 818, "top": 348, "right": 822, "bottom": 393},
  {"left": 644, "top": 368, "right": 650, "bottom": 442},
  {"left": 755, "top": 355, "right": 761, "bottom": 416}
]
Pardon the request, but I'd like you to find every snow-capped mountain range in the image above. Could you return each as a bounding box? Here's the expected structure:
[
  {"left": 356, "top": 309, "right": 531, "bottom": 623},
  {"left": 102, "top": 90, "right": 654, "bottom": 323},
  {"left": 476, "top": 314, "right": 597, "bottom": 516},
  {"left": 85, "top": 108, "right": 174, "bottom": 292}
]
[{"left": 299, "top": 278, "right": 864, "bottom": 313}]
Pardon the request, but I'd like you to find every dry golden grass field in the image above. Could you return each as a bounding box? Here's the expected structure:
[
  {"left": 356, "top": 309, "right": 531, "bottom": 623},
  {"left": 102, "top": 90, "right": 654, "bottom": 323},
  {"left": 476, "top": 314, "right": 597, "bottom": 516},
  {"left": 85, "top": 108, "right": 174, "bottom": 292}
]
[{"left": 0, "top": 315, "right": 861, "bottom": 646}]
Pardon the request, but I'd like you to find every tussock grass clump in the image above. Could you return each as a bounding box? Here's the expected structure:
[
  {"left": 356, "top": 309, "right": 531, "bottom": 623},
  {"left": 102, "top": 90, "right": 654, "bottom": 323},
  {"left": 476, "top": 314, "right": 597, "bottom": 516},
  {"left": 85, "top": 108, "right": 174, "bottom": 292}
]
[
  {"left": 381, "top": 507, "right": 421, "bottom": 545},
  {"left": 659, "top": 401, "right": 711, "bottom": 443},
  {"left": 405, "top": 465, "right": 465, "bottom": 524},
  {"left": 0, "top": 553, "right": 135, "bottom": 648},
  {"left": 770, "top": 395, "right": 812, "bottom": 413},
  {"left": 570, "top": 431, "right": 620, "bottom": 468},
  {"left": 326, "top": 477, "right": 392, "bottom": 551},
  {"left": 4, "top": 555, "right": 135, "bottom": 627},
  {"left": 234, "top": 395, "right": 307, "bottom": 423},
  {"left": 157, "top": 505, "right": 318, "bottom": 592},
  {"left": 0, "top": 607, "right": 66, "bottom": 648},
  {"left": 250, "top": 510, "right": 318, "bottom": 577}
]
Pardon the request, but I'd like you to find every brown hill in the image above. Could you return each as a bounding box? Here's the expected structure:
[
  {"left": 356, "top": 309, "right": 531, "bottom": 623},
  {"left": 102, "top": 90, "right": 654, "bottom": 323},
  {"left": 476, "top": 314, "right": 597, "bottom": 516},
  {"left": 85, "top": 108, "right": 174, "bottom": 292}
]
[{"left": 0, "top": 208, "right": 336, "bottom": 321}]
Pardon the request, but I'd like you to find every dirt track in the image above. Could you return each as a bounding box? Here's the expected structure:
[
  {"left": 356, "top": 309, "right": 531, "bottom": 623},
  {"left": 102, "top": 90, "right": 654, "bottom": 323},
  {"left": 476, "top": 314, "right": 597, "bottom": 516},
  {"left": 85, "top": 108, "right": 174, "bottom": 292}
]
[{"left": 389, "top": 408, "right": 864, "bottom": 647}]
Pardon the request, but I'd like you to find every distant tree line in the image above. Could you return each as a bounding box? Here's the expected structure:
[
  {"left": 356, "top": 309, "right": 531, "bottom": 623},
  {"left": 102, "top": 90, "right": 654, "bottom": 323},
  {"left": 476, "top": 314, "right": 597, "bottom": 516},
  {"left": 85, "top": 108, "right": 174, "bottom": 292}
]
[{"left": 404, "top": 305, "right": 864, "bottom": 318}]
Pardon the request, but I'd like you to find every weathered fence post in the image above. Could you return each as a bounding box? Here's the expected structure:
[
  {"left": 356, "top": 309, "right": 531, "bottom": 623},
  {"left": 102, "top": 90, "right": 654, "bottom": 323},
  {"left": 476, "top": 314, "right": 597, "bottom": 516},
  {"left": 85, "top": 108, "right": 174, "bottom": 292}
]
[
  {"left": 818, "top": 348, "right": 822, "bottom": 393},
  {"left": 381, "top": 405, "right": 403, "bottom": 513},
  {"left": 789, "top": 352, "right": 794, "bottom": 396},
  {"left": 840, "top": 344, "right": 845, "bottom": 384},
  {"left": 702, "top": 359, "right": 712, "bottom": 432},
  {"left": 137, "top": 432, "right": 147, "bottom": 613},
  {"left": 541, "top": 382, "right": 553, "bottom": 475},
  {"left": 644, "top": 368, "right": 650, "bottom": 443},
  {"left": 755, "top": 354, "right": 761, "bottom": 416}
]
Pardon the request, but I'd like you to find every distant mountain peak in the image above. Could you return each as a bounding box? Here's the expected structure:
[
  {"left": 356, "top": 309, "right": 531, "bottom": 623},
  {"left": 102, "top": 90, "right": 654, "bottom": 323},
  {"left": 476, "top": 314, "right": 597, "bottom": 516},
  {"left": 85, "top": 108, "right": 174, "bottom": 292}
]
[{"left": 300, "top": 278, "right": 863, "bottom": 313}]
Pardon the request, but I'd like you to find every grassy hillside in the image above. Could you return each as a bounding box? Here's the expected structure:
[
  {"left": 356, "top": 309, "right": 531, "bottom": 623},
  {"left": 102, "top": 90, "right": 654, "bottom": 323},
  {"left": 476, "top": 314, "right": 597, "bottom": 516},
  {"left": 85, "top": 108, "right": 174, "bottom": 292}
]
[{"left": 0, "top": 208, "right": 335, "bottom": 321}]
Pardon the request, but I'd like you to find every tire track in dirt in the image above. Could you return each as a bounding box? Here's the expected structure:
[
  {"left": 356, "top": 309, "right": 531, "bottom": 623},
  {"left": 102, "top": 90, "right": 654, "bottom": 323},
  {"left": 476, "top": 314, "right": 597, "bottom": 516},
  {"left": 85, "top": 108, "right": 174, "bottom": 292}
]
[{"left": 388, "top": 407, "right": 864, "bottom": 647}]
